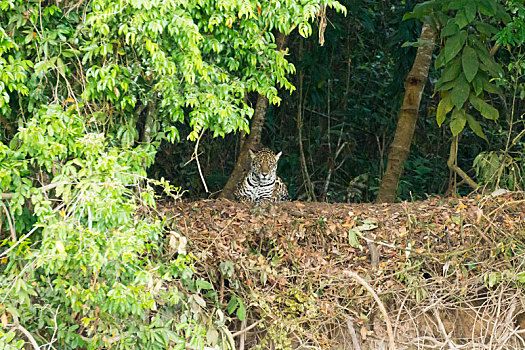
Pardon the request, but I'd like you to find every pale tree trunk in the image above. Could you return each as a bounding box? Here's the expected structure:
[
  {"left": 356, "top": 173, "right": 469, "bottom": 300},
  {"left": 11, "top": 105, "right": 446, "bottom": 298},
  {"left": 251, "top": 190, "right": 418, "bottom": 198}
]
[
  {"left": 220, "top": 33, "right": 288, "bottom": 199},
  {"left": 375, "top": 23, "right": 436, "bottom": 203}
]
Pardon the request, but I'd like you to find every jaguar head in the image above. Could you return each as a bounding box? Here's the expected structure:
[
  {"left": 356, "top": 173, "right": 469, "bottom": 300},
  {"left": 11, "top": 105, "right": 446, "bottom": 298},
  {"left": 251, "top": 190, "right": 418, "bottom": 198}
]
[{"left": 249, "top": 148, "right": 282, "bottom": 182}]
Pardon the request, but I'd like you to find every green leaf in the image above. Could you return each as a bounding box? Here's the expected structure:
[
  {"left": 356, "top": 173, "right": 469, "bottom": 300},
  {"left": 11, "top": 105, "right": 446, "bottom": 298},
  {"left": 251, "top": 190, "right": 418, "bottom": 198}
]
[
  {"left": 448, "top": 0, "right": 467, "bottom": 10},
  {"left": 445, "top": 30, "right": 467, "bottom": 63},
  {"left": 442, "top": 57, "right": 461, "bottom": 82},
  {"left": 462, "top": 47, "right": 479, "bottom": 82},
  {"left": 450, "top": 108, "right": 466, "bottom": 136},
  {"left": 465, "top": 113, "right": 488, "bottom": 141},
  {"left": 436, "top": 78, "right": 459, "bottom": 92},
  {"left": 226, "top": 296, "right": 238, "bottom": 315},
  {"left": 193, "top": 294, "right": 206, "bottom": 307},
  {"left": 495, "top": 3, "right": 511, "bottom": 24},
  {"left": 469, "top": 95, "right": 499, "bottom": 120},
  {"left": 401, "top": 39, "right": 435, "bottom": 48},
  {"left": 472, "top": 73, "right": 485, "bottom": 96},
  {"left": 451, "top": 75, "right": 470, "bottom": 107},
  {"left": 348, "top": 229, "right": 360, "bottom": 248},
  {"left": 475, "top": 21, "right": 498, "bottom": 35},
  {"left": 478, "top": 0, "right": 495, "bottom": 16},
  {"left": 206, "top": 327, "right": 219, "bottom": 345},
  {"left": 482, "top": 79, "right": 501, "bottom": 94},
  {"left": 478, "top": 51, "right": 504, "bottom": 77},
  {"left": 56, "top": 240, "right": 65, "bottom": 254},
  {"left": 437, "top": 94, "right": 454, "bottom": 127},
  {"left": 196, "top": 280, "right": 213, "bottom": 290},
  {"left": 236, "top": 299, "right": 246, "bottom": 321},
  {"left": 403, "top": 1, "right": 435, "bottom": 20},
  {"left": 442, "top": 22, "right": 459, "bottom": 37},
  {"left": 454, "top": 10, "right": 469, "bottom": 29},
  {"left": 464, "top": 2, "right": 477, "bottom": 22},
  {"left": 435, "top": 50, "right": 446, "bottom": 69},
  {"left": 5, "top": 331, "right": 16, "bottom": 343}
]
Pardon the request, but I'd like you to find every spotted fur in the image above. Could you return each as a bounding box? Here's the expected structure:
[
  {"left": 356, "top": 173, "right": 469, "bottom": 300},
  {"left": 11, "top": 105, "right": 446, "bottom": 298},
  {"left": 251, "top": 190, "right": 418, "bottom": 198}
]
[{"left": 234, "top": 148, "right": 288, "bottom": 203}]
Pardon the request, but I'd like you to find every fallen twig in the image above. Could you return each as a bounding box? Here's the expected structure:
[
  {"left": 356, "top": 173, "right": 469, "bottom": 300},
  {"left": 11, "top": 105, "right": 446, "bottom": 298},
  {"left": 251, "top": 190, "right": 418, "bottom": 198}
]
[
  {"left": 238, "top": 318, "right": 247, "bottom": 350},
  {"left": 346, "top": 317, "right": 361, "bottom": 350},
  {"left": 232, "top": 319, "right": 262, "bottom": 338},
  {"left": 344, "top": 270, "right": 396, "bottom": 350}
]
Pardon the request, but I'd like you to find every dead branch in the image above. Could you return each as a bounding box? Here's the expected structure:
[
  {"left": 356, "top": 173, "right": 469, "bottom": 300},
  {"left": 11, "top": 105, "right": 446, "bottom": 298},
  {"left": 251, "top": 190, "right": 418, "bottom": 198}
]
[
  {"left": 346, "top": 317, "right": 361, "bottom": 350},
  {"left": 1, "top": 201, "right": 16, "bottom": 241},
  {"left": 232, "top": 319, "right": 262, "bottom": 338},
  {"left": 12, "top": 314, "right": 39, "bottom": 350},
  {"left": 1, "top": 181, "right": 68, "bottom": 200},
  {"left": 238, "top": 318, "right": 247, "bottom": 350},
  {"left": 344, "top": 270, "right": 396, "bottom": 350}
]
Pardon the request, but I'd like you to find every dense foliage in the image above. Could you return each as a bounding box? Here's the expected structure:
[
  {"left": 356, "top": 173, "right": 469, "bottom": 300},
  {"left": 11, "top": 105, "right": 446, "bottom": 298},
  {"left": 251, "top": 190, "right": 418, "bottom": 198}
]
[
  {"left": 1, "top": 0, "right": 524, "bottom": 348},
  {"left": 0, "top": 0, "right": 345, "bottom": 348},
  {"left": 156, "top": 0, "right": 524, "bottom": 201}
]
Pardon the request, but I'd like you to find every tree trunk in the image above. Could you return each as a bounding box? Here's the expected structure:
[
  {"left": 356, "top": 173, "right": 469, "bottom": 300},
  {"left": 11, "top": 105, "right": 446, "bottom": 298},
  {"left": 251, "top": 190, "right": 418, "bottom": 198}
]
[
  {"left": 220, "top": 33, "right": 287, "bottom": 199},
  {"left": 220, "top": 94, "right": 269, "bottom": 199},
  {"left": 375, "top": 23, "right": 436, "bottom": 203}
]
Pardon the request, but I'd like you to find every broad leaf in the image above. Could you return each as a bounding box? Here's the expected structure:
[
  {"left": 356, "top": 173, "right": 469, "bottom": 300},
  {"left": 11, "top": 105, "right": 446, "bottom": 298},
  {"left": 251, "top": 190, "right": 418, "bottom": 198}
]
[
  {"left": 475, "top": 21, "right": 498, "bottom": 35},
  {"left": 494, "top": 3, "right": 511, "bottom": 23},
  {"left": 469, "top": 94, "right": 499, "bottom": 120},
  {"left": 464, "top": 2, "right": 477, "bottom": 22},
  {"left": 445, "top": 30, "right": 467, "bottom": 63},
  {"left": 442, "top": 57, "right": 461, "bottom": 82},
  {"left": 483, "top": 79, "right": 501, "bottom": 94},
  {"left": 450, "top": 108, "right": 466, "bottom": 136},
  {"left": 465, "top": 113, "right": 488, "bottom": 141},
  {"left": 403, "top": 1, "right": 435, "bottom": 20},
  {"left": 448, "top": 0, "right": 467, "bottom": 10},
  {"left": 236, "top": 299, "right": 246, "bottom": 321},
  {"left": 435, "top": 50, "right": 446, "bottom": 69},
  {"left": 442, "top": 22, "right": 459, "bottom": 37},
  {"left": 451, "top": 74, "right": 470, "bottom": 107},
  {"left": 472, "top": 73, "right": 485, "bottom": 96},
  {"left": 462, "top": 47, "right": 479, "bottom": 82},
  {"left": 454, "top": 10, "right": 469, "bottom": 29},
  {"left": 478, "top": 51, "right": 504, "bottom": 77},
  {"left": 470, "top": 36, "right": 491, "bottom": 57},
  {"left": 478, "top": 0, "right": 495, "bottom": 16},
  {"left": 226, "top": 296, "right": 238, "bottom": 315},
  {"left": 437, "top": 94, "right": 454, "bottom": 127},
  {"left": 436, "top": 78, "right": 459, "bottom": 92}
]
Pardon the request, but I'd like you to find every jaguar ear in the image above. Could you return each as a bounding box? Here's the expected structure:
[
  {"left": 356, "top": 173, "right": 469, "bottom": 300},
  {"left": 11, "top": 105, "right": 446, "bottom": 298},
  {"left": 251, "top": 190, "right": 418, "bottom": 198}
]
[
  {"left": 249, "top": 149, "right": 256, "bottom": 159},
  {"left": 275, "top": 151, "right": 282, "bottom": 161}
]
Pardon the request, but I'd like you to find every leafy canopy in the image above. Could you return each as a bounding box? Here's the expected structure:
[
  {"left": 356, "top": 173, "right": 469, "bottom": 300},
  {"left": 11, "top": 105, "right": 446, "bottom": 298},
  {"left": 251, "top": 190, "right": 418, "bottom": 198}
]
[
  {"left": 0, "top": 0, "right": 345, "bottom": 348},
  {"left": 405, "top": 0, "right": 509, "bottom": 141}
]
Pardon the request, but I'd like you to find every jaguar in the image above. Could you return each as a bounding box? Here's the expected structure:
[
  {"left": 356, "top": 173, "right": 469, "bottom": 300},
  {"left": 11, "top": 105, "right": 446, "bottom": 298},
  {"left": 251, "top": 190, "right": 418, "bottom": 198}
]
[{"left": 234, "top": 148, "right": 288, "bottom": 203}]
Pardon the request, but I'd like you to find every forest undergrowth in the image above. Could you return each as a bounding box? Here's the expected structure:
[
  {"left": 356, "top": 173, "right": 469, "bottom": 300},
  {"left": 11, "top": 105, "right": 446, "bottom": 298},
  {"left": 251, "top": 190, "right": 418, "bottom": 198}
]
[{"left": 164, "top": 192, "right": 525, "bottom": 349}]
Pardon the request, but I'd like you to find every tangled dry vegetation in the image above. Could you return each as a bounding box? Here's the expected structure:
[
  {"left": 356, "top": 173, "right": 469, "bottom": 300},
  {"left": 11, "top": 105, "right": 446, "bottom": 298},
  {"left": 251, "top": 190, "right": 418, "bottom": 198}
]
[{"left": 162, "top": 191, "right": 525, "bottom": 349}]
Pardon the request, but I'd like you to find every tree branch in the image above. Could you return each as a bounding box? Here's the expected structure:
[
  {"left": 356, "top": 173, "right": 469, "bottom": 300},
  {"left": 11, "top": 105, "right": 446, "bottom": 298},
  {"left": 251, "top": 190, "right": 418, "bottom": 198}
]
[
  {"left": 447, "top": 135, "right": 479, "bottom": 190},
  {"left": 344, "top": 271, "right": 396, "bottom": 350}
]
